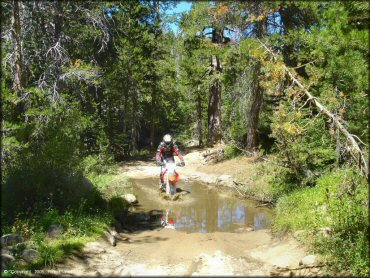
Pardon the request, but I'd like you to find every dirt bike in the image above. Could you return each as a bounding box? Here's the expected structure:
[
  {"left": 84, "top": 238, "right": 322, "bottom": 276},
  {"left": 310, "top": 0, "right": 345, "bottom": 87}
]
[
  {"left": 160, "top": 160, "right": 184, "bottom": 196},
  {"left": 160, "top": 209, "right": 176, "bottom": 229}
]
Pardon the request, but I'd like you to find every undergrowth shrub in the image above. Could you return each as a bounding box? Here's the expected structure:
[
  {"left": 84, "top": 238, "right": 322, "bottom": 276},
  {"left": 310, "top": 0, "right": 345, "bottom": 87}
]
[
  {"left": 5, "top": 207, "right": 111, "bottom": 270},
  {"left": 271, "top": 105, "right": 337, "bottom": 187},
  {"left": 273, "top": 166, "right": 369, "bottom": 276},
  {"left": 224, "top": 143, "right": 242, "bottom": 158},
  {"left": 82, "top": 154, "right": 116, "bottom": 176}
]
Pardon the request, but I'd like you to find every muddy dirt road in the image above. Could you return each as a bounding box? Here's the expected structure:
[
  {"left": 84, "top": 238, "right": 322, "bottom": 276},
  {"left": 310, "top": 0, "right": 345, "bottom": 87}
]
[{"left": 55, "top": 150, "right": 314, "bottom": 276}]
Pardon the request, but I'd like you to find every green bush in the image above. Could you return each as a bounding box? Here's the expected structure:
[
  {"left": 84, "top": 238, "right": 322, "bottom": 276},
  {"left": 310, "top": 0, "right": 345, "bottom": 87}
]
[
  {"left": 224, "top": 143, "right": 242, "bottom": 158},
  {"left": 271, "top": 106, "right": 337, "bottom": 187},
  {"left": 4, "top": 207, "right": 111, "bottom": 270},
  {"left": 82, "top": 154, "right": 116, "bottom": 176},
  {"left": 130, "top": 149, "right": 151, "bottom": 157},
  {"left": 273, "top": 167, "right": 369, "bottom": 276},
  {"left": 1, "top": 167, "right": 106, "bottom": 223},
  {"left": 107, "top": 195, "right": 129, "bottom": 220}
]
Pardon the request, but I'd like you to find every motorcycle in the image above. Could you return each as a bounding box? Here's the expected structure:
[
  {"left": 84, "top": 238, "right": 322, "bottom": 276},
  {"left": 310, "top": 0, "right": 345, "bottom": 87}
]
[
  {"left": 160, "top": 209, "right": 177, "bottom": 229},
  {"left": 160, "top": 160, "right": 183, "bottom": 197}
]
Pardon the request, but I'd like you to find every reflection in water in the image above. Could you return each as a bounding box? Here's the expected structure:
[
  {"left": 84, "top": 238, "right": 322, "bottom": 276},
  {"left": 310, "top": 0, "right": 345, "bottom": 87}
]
[{"left": 133, "top": 178, "right": 272, "bottom": 233}]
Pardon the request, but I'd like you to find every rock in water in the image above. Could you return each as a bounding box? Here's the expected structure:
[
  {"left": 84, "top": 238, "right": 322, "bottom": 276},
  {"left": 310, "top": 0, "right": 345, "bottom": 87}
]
[{"left": 122, "top": 193, "right": 137, "bottom": 204}]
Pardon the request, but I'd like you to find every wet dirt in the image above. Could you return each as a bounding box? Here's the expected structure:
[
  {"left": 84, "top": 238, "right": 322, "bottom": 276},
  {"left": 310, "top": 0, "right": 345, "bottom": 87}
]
[{"left": 55, "top": 150, "right": 310, "bottom": 276}]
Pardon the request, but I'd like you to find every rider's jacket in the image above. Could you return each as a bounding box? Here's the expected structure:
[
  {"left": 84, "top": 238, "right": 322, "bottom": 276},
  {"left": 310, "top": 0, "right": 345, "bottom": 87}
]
[{"left": 155, "top": 142, "right": 184, "bottom": 164}]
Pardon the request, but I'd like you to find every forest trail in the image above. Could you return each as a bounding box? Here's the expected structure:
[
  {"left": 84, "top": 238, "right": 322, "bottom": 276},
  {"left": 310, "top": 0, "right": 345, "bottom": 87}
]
[{"left": 55, "top": 149, "right": 314, "bottom": 276}]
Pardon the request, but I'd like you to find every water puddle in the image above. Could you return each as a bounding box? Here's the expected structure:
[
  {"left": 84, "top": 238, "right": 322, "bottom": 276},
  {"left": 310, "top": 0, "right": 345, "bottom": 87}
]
[{"left": 129, "top": 177, "right": 273, "bottom": 233}]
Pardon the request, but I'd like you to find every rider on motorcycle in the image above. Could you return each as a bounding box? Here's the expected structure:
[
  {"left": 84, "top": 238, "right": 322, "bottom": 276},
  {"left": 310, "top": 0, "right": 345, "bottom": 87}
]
[{"left": 155, "top": 134, "right": 185, "bottom": 190}]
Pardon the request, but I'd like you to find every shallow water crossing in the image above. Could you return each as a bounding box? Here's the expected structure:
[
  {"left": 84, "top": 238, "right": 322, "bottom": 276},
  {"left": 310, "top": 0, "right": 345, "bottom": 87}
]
[{"left": 130, "top": 177, "right": 273, "bottom": 233}]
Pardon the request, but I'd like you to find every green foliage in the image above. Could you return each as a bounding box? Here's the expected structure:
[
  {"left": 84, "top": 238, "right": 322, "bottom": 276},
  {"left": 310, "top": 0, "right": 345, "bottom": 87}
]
[
  {"left": 271, "top": 103, "right": 337, "bottom": 187},
  {"left": 6, "top": 208, "right": 110, "bottom": 270},
  {"left": 82, "top": 154, "right": 116, "bottom": 176},
  {"left": 107, "top": 195, "right": 129, "bottom": 220},
  {"left": 130, "top": 149, "right": 151, "bottom": 157},
  {"left": 224, "top": 144, "right": 242, "bottom": 159},
  {"left": 273, "top": 167, "right": 369, "bottom": 276},
  {"left": 273, "top": 183, "right": 329, "bottom": 232}
]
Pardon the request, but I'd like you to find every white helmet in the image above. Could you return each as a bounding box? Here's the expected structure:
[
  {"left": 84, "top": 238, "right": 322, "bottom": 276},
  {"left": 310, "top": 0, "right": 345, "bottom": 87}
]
[{"left": 163, "top": 134, "right": 173, "bottom": 146}]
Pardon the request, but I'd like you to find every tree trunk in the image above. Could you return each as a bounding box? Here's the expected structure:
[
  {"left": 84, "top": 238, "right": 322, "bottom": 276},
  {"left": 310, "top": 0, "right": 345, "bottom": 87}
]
[
  {"left": 149, "top": 91, "right": 156, "bottom": 148},
  {"left": 149, "top": 1, "right": 161, "bottom": 148},
  {"left": 197, "top": 85, "right": 203, "bottom": 147},
  {"left": 245, "top": 15, "right": 267, "bottom": 153},
  {"left": 246, "top": 66, "right": 263, "bottom": 152},
  {"left": 11, "top": 0, "right": 23, "bottom": 94},
  {"left": 54, "top": 1, "right": 63, "bottom": 42},
  {"left": 130, "top": 85, "right": 139, "bottom": 153},
  {"left": 53, "top": 0, "right": 63, "bottom": 94},
  {"left": 207, "top": 58, "right": 222, "bottom": 145},
  {"left": 207, "top": 25, "right": 223, "bottom": 146},
  {"left": 122, "top": 87, "right": 129, "bottom": 157},
  {"left": 279, "top": 4, "right": 309, "bottom": 78}
]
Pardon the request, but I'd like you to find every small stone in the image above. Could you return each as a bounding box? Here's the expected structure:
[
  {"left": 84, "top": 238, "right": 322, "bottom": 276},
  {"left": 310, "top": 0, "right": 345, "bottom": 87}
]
[
  {"left": 235, "top": 227, "right": 254, "bottom": 233},
  {"left": 22, "top": 249, "right": 41, "bottom": 263},
  {"left": 128, "top": 206, "right": 136, "bottom": 212},
  {"left": 200, "top": 175, "right": 217, "bottom": 184},
  {"left": 293, "top": 230, "right": 306, "bottom": 240},
  {"left": 1, "top": 247, "right": 11, "bottom": 255},
  {"left": 217, "top": 174, "right": 233, "bottom": 181},
  {"left": 1, "top": 253, "right": 15, "bottom": 264},
  {"left": 122, "top": 194, "right": 137, "bottom": 204},
  {"left": 82, "top": 177, "right": 94, "bottom": 191},
  {"left": 1, "top": 234, "right": 22, "bottom": 246},
  {"left": 299, "top": 254, "right": 318, "bottom": 266},
  {"left": 83, "top": 242, "right": 106, "bottom": 254},
  {"left": 46, "top": 224, "right": 64, "bottom": 239},
  {"left": 1, "top": 253, "right": 15, "bottom": 271},
  {"left": 25, "top": 241, "right": 38, "bottom": 250},
  {"left": 317, "top": 227, "right": 332, "bottom": 237},
  {"left": 103, "top": 231, "right": 116, "bottom": 247}
]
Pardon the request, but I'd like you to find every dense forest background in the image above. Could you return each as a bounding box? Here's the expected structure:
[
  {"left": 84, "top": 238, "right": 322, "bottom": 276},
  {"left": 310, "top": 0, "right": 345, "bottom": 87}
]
[{"left": 1, "top": 1, "right": 369, "bottom": 276}]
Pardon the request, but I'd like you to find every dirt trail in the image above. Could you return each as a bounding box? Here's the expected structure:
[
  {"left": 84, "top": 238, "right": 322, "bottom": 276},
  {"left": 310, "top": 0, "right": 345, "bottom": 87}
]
[{"left": 55, "top": 149, "right": 312, "bottom": 276}]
